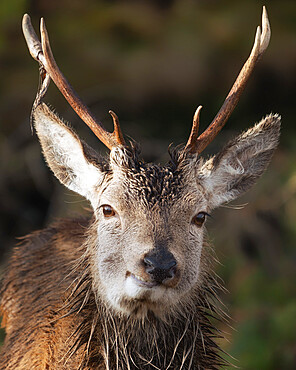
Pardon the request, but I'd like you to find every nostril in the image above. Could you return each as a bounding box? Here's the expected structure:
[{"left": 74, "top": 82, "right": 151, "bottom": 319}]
[
  {"left": 166, "top": 260, "right": 177, "bottom": 271},
  {"left": 143, "top": 256, "right": 154, "bottom": 268},
  {"left": 167, "top": 263, "right": 177, "bottom": 278}
]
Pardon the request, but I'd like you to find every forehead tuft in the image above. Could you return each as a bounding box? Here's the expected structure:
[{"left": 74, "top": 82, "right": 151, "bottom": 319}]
[
  {"left": 108, "top": 146, "right": 202, "bottom": 207},
  {"left": 124, "top": 163, "right": 184, "bottom": 205}
]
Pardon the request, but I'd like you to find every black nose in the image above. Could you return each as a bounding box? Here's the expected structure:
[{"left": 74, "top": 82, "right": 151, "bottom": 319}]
[{"left": 143, "top": 249, "right": 177, "bottom": 284}]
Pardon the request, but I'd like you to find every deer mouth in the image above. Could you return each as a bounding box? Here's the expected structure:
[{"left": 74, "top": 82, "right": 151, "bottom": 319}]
[
  {"left": 126, "top": 272, "right": 157, "bottom": 289},
  {"left": 123, "top": 272, "right": 174, "bottom": 313}
]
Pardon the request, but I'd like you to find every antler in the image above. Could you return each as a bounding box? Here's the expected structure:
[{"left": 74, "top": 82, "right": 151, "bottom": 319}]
[
  {"left": 185, "top": 6, "right": 271, "bottom": 155},
  {"left": 22, "top": 14, "right": 125, "bottom": 150}
]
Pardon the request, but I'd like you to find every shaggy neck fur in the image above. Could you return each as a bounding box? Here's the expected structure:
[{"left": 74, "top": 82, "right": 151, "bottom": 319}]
[{"left": 63, "top": 220, "right": 227, "bottom": 370}]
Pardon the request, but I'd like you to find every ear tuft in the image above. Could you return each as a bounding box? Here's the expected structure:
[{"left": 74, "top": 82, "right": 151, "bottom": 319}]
[{"left": 199, "top": 114, "right": 281, "bottom": 209}]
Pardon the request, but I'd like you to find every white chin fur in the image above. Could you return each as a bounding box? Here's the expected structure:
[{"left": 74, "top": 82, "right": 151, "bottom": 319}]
[
  {"left": 125, "top": 276, "right": 144, "bottom": 298},
  {"left": 103, "top": 277, "right": 169, "bottom": 316}
]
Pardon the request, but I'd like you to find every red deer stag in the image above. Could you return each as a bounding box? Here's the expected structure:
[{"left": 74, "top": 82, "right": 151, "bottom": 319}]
[{"left": 0, "top": 7, "right": 280, "bottom": 369}]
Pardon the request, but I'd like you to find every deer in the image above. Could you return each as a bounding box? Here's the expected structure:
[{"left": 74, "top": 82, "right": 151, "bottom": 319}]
[{"left": 0, "top": 7, "right": 280, "bottom": 369}]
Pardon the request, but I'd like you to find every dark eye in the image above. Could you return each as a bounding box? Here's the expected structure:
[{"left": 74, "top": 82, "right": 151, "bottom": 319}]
[
  {"left": 192, "top": 212, "right": 208, "bottom": 227},
  {"left": 102, "top": 205, "right": 116, "bottom": 218}
]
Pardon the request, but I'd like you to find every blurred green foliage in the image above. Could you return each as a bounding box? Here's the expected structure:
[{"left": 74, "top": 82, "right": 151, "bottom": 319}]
[{"left": 0, "top": 0, "right": 295, "bottom": 368}]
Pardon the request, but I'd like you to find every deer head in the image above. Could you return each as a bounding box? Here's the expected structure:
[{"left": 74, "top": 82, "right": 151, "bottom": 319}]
[{"left": 22, "top": 8, "right": 280, "bottom": 318}]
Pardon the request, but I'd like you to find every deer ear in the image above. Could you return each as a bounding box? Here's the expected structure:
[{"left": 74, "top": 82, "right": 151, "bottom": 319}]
[
  {"left": 33, "top": 103, "right": 105, "bottom": 208},
  {"left": 199, "top": 114, "right": 281, "bottom": 209}
]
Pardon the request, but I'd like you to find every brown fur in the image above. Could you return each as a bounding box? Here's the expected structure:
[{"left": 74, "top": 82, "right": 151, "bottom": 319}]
[{"left": 1, "top": 218, "right": 225, "bottom": 369}]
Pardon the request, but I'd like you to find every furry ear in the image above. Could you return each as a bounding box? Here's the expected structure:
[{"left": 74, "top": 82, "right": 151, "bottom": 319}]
[
  {"left": 33, "top": 103, "right": 105, "bottom": 208},
  {"left": 199, "top": 114, "right": 281, "bottom": 209}
]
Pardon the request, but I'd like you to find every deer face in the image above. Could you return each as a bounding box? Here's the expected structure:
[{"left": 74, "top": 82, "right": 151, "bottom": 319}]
[
  {"left": 33, "top": 103, "right": 280, "bottom": 317},
  {"left": 93, "top": 156, "right": 209, "bottom": 316}
]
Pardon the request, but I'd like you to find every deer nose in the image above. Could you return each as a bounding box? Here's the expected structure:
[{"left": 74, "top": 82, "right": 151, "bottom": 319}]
[{"left": 143, "top": 249, "right": 177, "bottom": 285}]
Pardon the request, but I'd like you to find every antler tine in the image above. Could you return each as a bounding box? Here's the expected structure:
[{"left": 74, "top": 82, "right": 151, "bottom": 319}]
[
  {"left": 22, "top": 14, "right": 43, "bottom": 62},
  {"left": 109, "top": 110, "right": 125, "bottom": 145},
  {"left": 185, "top": 105, "right": 203, "bottom": 151},
  {"left": 22, "top": 14, "right": 125, "bottom": 150},
  {"left": 185, "top": 6, "right": 271, "bottom": 155}
]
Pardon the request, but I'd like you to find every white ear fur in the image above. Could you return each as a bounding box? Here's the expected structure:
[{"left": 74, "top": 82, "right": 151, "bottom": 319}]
[
  {"left": 33, "top": 103, "right": 105, "bottom": 209},
  {"left": 199, "top": 114, "right": 281, "bottom": 209}
]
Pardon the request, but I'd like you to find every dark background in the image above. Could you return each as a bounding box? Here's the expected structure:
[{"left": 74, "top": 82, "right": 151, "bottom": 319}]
[{"left": 0, "top": 0, "right": 295, "bottom": 368}]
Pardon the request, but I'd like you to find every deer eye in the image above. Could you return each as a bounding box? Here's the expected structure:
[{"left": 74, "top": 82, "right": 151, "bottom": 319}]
[
  {"left": 192, "top": 212, "right": 208, "bottom": 227},
  {"left": 102, "top": 205, "right": 116, "bottom": 218}
]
